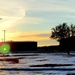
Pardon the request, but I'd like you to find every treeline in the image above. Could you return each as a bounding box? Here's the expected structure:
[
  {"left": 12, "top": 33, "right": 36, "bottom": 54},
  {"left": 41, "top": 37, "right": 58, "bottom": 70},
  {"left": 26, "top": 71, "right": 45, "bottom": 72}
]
[{"left": 37, "top": 45, "right": 61, "bottom": 53}]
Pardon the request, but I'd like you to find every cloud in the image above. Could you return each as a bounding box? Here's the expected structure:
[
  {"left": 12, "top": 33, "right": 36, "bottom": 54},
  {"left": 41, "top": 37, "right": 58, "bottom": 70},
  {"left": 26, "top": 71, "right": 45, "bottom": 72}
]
[
  {"left": 34, "top": 33, "right": 50, "bottom": 37},
  {"left": 0, "top": 15, "right": 24, "bottom": 30},
  {"left": 0, "top": 0, "right": 74, "bottom": 30},
  {"left": 14, "top": 17, "right": 44, "bottom": 24},
  {"left": 0, "top": 0, "right": 27, "bottom": 17},
  {"left": 1, "top": 0, "right": 75, "bottom": 14},
  {"left": 6, "top": 31, "right": 51, "bottom": 41},
  {"left": 6, "top": 31, "right": 58, "bottom": 46},
  {"left": 26, "top": 0, "right": 75, "bottom": 13},
  {"left": 0, "top": 0, "right": 27, "bottom": 30},
  {"left": 0, "top": 0, "right": 74, "bottom": 46}
]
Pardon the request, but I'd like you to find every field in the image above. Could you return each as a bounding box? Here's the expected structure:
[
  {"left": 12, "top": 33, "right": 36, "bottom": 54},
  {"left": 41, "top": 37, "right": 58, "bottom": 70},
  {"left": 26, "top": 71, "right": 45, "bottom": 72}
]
[{"left": 0, "top": 53, "right": 75, "bottom": 75}]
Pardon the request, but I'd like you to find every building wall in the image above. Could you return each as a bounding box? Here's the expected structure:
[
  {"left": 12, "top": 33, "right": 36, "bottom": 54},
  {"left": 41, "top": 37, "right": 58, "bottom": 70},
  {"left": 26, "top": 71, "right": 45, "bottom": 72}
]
[
  {"left": 59, "top": 36, "right": 75, "bottom": 51},
  {"left": 0, "top": 41, "right": 37, "bottom": 53}
]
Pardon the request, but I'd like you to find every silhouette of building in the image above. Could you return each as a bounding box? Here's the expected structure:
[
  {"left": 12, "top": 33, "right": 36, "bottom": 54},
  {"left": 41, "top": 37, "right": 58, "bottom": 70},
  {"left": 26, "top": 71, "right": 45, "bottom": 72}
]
[
  {"left": 59, "top": 36, "right": 75, "bottom": 51},
  {"left": 0, "top": 41, "right": 37, "bottom": 53}
]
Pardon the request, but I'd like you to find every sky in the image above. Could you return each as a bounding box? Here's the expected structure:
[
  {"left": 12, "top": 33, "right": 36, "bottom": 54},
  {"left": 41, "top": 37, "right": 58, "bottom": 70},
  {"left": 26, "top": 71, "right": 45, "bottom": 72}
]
[{"left": 0, "top": 0, "right": 75, "bottom": 46}]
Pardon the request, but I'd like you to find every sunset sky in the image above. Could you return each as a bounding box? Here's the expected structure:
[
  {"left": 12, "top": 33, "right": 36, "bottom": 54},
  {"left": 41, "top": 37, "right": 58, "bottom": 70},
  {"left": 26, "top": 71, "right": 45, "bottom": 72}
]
[{"left": 0, "top": 0, "right": 75, "bottom": 46}]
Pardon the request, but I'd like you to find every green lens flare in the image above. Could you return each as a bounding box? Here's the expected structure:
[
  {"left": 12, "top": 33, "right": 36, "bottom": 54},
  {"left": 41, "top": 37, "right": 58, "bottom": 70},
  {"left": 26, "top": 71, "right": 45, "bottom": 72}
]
[
  {"left": 0, "top": 44, "right": 10, "bottom": 54},
  {"left": 8, "top": 52, "right": 12, "bottom": 56}
]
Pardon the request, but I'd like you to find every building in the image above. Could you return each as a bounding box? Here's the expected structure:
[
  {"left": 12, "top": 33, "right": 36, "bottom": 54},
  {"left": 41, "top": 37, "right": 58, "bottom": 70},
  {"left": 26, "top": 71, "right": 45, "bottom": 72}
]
[
  {"left": 0, "top": 41, "right": 37, "bottom": 53},
  {"left": 59, "top": 36, "right": 75, "bottom": 51}
]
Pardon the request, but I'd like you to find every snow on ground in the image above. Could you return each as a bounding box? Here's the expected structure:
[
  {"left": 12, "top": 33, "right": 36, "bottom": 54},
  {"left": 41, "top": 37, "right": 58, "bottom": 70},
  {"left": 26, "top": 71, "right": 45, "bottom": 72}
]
[{"left": 0, "top": 53, "right": 75, "bottom": 75}]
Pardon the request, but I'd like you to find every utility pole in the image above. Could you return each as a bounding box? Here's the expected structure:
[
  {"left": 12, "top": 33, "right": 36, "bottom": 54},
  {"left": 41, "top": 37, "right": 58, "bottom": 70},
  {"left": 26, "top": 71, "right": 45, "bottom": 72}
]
[{"left": 3, "top": 30, "right": 6, "bottom": 42}]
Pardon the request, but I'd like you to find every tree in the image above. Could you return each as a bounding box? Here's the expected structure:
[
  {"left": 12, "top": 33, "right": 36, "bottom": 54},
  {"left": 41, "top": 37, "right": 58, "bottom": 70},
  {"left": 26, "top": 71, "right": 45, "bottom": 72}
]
[
  {"left": 50, "top": 23, "right": 75, "bottom": 54},
  {"left": 51, "top": 23, "right": 70, "bottom": 41},
  {"left": 70, "top": 24, "right": 75, "bottom": 36}
]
